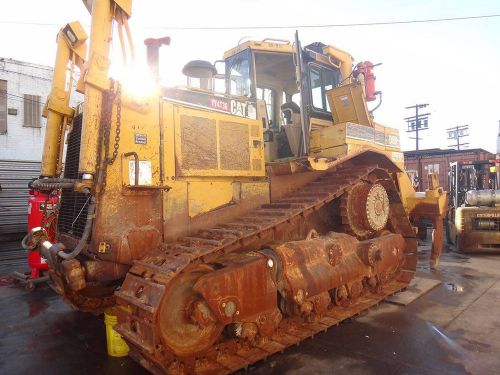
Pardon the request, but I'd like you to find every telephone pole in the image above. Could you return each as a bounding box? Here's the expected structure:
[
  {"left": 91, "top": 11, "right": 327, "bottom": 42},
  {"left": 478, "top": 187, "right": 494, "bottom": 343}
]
[
  {"left": 447, "top": 125, "right": 469, "bottom": 150},
  {"left": 405, "top": 104, "right": 430, "bottom": 151},
  {"left": 405, "top": 103, "right": 431, "bottom": 191}
]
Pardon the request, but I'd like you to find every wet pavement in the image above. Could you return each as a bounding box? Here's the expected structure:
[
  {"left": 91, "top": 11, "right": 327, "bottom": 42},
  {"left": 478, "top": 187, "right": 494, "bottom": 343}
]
[{"left": 1, "top": 241, "right": 499, "bottom": 375}]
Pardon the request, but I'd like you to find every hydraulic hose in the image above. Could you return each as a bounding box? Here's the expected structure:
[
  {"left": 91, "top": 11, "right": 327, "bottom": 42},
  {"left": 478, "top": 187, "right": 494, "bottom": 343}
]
[
  {"left": 21, "top": 232, "right": 36, "bottom": 251},
  {"left": 57, "top": 195, "right": 96, "bottom": 260},
  {"left": 32, "top": 178, "right": 76, "bottom": 190}
]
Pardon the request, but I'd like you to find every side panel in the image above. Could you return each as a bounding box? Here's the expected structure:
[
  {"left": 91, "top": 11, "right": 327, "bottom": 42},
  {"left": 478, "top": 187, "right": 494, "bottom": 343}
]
[
  {"left": 161, "top": 101, "right": 269, "bottom": 241},
  {"left": 174, "top": 106, "right": 265, "bottom": 177},
  {"left": 89, "top": 98, "right": 163, "bottom": 265}
]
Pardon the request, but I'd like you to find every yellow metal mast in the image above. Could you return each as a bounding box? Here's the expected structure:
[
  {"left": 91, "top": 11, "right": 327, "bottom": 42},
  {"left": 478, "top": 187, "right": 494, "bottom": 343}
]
[
  {"left": 41, "top": 22, "right": 87, "bottom": 177},
  {"left": 78, "top": 0, "right": 132, "bottom": 182}
]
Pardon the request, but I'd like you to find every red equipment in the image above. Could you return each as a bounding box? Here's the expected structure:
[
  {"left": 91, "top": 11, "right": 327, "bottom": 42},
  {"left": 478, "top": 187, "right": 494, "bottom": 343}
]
[
  {"left": 26, "top": 190, "right": 58, "bottom": 278},
  {"left": 354, "top": 61, "right": 377, "bottom": 102},
  {"left": 28, "top": 190, "right": 58, "bottom": 241},
  {"left": 12, "top": 189, "right": 59, "bottom": 290}
]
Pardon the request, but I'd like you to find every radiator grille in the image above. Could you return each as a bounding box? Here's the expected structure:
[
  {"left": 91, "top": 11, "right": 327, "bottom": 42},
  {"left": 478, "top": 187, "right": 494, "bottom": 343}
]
[
  {"left": 473, "top": 218, "right": 500, "bottom": 232},
  {"left": 57, "top": 114, "right": 89, "bottom": 237}
]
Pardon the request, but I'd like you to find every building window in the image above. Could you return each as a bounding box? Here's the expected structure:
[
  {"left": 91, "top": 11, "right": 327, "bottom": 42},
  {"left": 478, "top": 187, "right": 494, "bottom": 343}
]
[
  {"left": 23, "top": 94, "right": 41, "bottom": 128},
  {"left": 426, "top": 163, "right": 440, "bottom": 174},
  {"left": 0, "top": 80, "right": 6, "bottom": 134},
  {"left": 406, "top": 170, "right": 419, "bottom": 186}
]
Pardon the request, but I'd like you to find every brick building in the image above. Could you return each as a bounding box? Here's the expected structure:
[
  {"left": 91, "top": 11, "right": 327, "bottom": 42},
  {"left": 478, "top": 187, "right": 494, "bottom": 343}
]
[{"left": 404, "top": 148, "right": 496, "bottom": 191}]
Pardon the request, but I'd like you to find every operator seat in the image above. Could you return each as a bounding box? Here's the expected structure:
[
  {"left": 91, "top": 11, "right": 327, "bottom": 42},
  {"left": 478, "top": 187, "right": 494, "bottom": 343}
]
[
  {"left": 281, "top": 102, "right": 301, "bottom": 125},
  {"left": 280, "top": 102, "right": 302, "bottom": 156}
]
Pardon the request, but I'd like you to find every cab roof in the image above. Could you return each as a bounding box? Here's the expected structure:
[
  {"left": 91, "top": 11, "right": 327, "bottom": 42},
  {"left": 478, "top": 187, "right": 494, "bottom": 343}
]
[
  {"left": 223, "top": 39, "right": 354, "bottom": 73},
  {"left": 223, "top": 39, "right": 295, "bottom": 59}
]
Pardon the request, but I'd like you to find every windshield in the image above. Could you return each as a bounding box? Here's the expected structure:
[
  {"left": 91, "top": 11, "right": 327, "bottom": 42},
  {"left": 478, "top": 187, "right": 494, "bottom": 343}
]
[{"left": 225, "top": 50, "right": 254, "bottom": 98}]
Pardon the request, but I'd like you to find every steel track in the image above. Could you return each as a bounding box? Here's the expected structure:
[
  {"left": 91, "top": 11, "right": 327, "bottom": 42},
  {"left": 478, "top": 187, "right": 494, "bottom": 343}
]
[{"left": 115, "top": 162, "right": 417, "bottom": 374}]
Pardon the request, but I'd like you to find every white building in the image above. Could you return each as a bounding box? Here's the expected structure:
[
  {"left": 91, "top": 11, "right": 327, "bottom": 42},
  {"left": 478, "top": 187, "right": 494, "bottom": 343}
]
[{"left": 0, "top": 58, "right": 81, "bottom": 161}]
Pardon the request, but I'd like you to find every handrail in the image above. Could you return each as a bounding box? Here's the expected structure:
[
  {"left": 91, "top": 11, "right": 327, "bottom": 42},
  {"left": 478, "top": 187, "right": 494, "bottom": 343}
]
[{"left": 262, "top": 38, "right": 290, "bottom": 45}]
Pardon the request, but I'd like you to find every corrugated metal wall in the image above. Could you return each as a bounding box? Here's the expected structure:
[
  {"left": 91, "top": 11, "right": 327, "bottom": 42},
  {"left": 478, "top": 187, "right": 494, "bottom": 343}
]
[{"left": 0, "top": 160, "right": 40, "bottom": 267}]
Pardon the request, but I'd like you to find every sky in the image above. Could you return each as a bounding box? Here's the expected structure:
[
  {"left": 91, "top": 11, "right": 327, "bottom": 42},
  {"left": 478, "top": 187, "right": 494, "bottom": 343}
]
[{"left": 1, "top": 0, "right": 499, "bottom": 153}]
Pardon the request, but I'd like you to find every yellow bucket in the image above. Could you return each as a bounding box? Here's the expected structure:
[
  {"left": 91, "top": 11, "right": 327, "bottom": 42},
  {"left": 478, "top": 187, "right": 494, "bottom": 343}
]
[{"left": 104, "top": 307, "right": 130, "bottom": 357}]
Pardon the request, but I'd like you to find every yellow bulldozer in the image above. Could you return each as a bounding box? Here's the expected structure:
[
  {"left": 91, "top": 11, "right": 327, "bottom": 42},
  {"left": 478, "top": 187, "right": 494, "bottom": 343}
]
[{"left": 27, "top": 0, "right": 447, "bottom": 373}]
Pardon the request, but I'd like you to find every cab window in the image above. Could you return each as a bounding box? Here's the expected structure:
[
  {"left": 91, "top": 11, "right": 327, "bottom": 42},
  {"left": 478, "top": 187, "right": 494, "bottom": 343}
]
[
  {"left": 226, "top": 50, "right": 254, "bottom": 97},
  {"left": 310, "top": 66, "right": 322, "bottom": 109},
  {"left": 257, "top": 87, "right": 275, "bottom": 125},
  {"left": 308, "top": 64, "right": 340, "bottom": 112}
]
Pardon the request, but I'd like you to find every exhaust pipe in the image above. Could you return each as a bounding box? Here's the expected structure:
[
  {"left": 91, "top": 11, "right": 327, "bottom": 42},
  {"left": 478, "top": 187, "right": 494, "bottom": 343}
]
[{"left": 144, "top": 37, "right": 171, "bottom": 82}]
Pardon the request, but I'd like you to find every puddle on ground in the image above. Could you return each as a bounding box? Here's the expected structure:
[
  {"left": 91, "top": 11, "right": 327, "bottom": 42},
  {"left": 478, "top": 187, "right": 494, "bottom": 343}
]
[
  {"left": 427, "top": 322, "right": 465, "bottom": 357},
  {"left": 460, "top": 274, "right": 477, "bottom": 280},
  {"left": 445, "top": 282, "right": 464, "bottom": 292}
]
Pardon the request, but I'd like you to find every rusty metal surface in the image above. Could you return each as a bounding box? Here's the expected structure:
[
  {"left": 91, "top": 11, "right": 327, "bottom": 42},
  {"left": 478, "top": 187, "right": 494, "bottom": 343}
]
[
  {"left": 341, "top": 182, "right": 390, "bottom": 239},
  {"left": 61, "top": 259, "right": 86, "bottom": 291},
  {"left": 271, "top": 232, "right": 405, "bottom": 315},
  {"left": 113, "top": 161, "right": 417, "bottom": 374}
]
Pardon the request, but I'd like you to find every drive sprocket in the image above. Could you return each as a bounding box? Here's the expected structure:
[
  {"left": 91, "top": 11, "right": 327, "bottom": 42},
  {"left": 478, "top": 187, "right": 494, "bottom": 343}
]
[{"left": 341, "top": 182, "right": 390, "bottom": 239}]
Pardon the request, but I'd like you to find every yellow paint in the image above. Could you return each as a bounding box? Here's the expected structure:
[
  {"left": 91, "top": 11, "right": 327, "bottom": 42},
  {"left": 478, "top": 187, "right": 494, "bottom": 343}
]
[
  {"left": 397, "top": 172, "right": 448, "bottom": 217},
  {"left": 114, "top": 99, "right": 161, "bottom": 188},
  {"left": 79, "top": 0, "right": 115, "bottom": 175},
  {"left": 310, "top": 122, "right": 382, "bottom": 157},
  {"left": 172, "top": 105, "right": 265, "bottom": 178},
  {"left": 41, "top": 22, "right": 87, "bottom": 177},
  {"left": 224, "top": 40, "right": 295, "bottom": 59},
  {"left": 156, "top": 99, "right": 270, "bottom": 228},
  {"left": 326, "top": 83, "right": 372, "bottom": 127},
  {"left": 188, "top": 180, "right": 234, "bottom": 218},
  {"left": 310, "top": 117, "right": 332, "bottom": 129},
  {"left": 322, "top": 45, "right": 354, "bottom": 81}
]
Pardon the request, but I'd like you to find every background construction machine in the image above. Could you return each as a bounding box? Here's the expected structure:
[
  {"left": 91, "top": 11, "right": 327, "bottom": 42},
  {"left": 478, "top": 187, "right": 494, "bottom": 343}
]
[
  {"left": 25, "top": 0, "right": 447, "bottom": 373},
  {"left": 447, "top": 159, "right": 500, "bottom": 252}
]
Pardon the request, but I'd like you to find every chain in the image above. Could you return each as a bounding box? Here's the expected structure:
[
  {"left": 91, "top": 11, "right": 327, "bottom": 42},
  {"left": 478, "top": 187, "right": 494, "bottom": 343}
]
[
  {"left": 102, "top": 81, "right": 115, "bottom": 166},
  {"left": 109, "top": 82, "right": 122, "bottom": 165},
  {"left": 98, "top": 80, "right": 122, "bottom": 192}
]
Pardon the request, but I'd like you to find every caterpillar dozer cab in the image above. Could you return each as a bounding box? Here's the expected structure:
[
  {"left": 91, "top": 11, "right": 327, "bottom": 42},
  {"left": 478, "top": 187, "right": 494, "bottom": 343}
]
[{"left": 27, "top": 0, "right": 447, "bottom": 373}]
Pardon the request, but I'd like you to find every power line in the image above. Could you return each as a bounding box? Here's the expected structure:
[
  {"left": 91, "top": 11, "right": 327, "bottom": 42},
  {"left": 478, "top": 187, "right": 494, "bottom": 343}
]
[
  {"left": 0, "top": 91, "right": 47, "bottom": 106},
  {"left": 6, "top": 92, "right": 46, "bottom": 106},
  {"left": 0, "top": 67, "right": 52, "bottom": 81},
  {"left": 0, "top": 13, "right": 499, "bottom": 30},
  {"left": 0, "top": 58, "right": 53, "bottom": 72}
]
